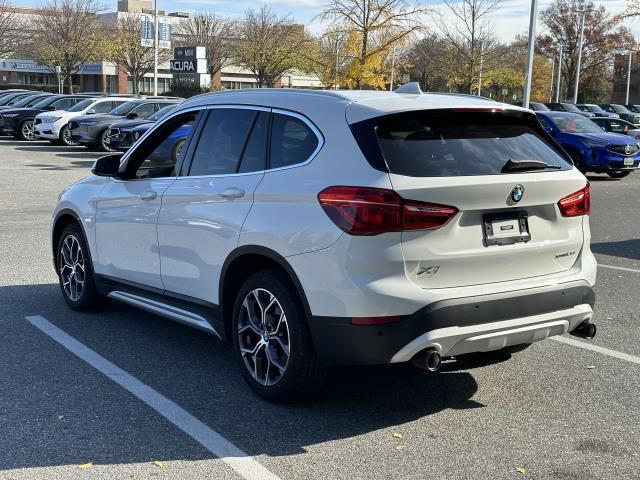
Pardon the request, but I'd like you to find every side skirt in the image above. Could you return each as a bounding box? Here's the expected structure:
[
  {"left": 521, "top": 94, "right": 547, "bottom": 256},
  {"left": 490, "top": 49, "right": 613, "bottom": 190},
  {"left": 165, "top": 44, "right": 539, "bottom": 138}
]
[{"left": 95, "top": 274, "right": 223, "bottom": 339}]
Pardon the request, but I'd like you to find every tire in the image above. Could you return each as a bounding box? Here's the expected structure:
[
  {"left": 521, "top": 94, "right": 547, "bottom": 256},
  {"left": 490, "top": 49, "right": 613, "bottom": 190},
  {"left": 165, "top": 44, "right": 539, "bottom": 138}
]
[
  {"left": 171, "top": 139, "right": 186, "bottom": 162},
  {"left": 607, "top": 170, "right": 631, "bottom": 179},
  {"left": 97, "top": 129, "right": 113, "bottom": 152},
  {"left": 566, "top": 148, "right": 587, "bottom": 174},
  {"left": 17, "top": 119, "right": 35, "bottom": 141},
  {"left": 59, "top": 124, "right": 79, "bottom": 146},
  {"left": 56, "top": 223, "right": 101, "bottom": 310},
  {"left": 231, "top": 269, "right": 328, "bottom": 402}
]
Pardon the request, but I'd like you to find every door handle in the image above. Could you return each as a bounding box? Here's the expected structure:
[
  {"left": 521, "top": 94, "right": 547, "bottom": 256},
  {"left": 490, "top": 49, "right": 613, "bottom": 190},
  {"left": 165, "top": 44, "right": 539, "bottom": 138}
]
[
  {"left": 219, "top": 187, "right": 245, "bottom": 199},
  {"left": 139, "top": 190, "right": 157, "bottom": 201}
]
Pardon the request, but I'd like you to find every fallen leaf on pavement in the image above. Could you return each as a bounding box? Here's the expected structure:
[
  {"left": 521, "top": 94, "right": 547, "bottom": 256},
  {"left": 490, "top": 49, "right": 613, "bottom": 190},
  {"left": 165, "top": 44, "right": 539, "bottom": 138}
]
[
  {"left": 392, "top": 432, "right": 402, "bottom": 439},
  {"left": 394, "top": 445, "right": 405, "bottom": 451},
  {"left": 153, "top": 460, "right": 164, "bottom": 468},
  {"left": 587, "top": 365, "right": 595, "bottom": 369},
  {"left": 78, "top": 463, "right": 92, "bottom": 469},
  {"left": 515, "top": 466, "right": 526, "bottom": 474}
]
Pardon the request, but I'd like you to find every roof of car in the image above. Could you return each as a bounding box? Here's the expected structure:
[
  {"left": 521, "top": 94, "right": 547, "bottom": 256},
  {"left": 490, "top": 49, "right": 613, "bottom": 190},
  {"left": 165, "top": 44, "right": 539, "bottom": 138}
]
[{"left": 176, "top": 88, "right": 525, "bottom": 124}]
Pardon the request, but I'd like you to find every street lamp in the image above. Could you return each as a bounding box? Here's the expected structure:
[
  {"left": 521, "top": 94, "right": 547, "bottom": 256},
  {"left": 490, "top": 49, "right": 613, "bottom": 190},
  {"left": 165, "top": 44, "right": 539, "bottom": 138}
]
[
  {"left": 573, "top": 3, "right": 592, "bottom": 104},
  {"left": 153, "top": 0, "right": 159, "bottom": 96},
  {"left": 522, "top": 0, "right": 538, "bottom": 108},
  {"left": 556, "top": 44, "right": 566, "bottom": 102},
  {"left": 625, "top": 45, "right": 635, "bottom": 105},
  {"left": 549, "top": 56, "right": 555, "bottom": 102}
]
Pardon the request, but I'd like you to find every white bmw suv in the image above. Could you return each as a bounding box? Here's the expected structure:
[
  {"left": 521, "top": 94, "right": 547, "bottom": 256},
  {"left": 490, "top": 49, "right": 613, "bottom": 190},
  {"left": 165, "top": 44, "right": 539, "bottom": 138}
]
[{"left": 51, "top": 86, "right": 597, "bottom": 402}]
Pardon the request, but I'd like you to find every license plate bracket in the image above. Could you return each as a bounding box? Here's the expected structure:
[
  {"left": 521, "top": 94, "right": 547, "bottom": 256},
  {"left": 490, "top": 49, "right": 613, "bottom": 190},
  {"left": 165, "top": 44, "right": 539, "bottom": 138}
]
[
  {"left": 483, "top": 211, "right": 531, "bottom": 246},
  {"left": 623, "top": 157, "right": 634, "bottom": 166}
]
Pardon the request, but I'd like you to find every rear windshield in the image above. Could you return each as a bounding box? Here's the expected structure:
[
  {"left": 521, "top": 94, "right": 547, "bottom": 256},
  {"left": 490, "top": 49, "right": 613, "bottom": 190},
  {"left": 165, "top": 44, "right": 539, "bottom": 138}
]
[{"left": 351, "top": 110, "right": 572, "bottom": 177}]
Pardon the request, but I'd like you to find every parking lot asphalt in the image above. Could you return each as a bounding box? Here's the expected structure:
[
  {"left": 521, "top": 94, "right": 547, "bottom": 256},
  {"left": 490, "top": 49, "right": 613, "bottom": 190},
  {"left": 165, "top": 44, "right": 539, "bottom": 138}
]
[{"left": 0, "top": 139, "right": 638, "bottom": 480}]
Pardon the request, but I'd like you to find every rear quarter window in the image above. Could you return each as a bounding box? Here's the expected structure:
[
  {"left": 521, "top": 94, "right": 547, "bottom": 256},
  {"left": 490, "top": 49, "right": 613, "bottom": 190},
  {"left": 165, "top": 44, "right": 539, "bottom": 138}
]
[{"left": 351, "top": 110, "right": 572, "bottom": 177}]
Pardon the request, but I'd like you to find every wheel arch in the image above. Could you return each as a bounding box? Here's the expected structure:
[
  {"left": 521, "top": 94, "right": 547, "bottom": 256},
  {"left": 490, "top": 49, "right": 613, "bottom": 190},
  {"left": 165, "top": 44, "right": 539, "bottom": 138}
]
[
  {"left": 219, "top": 246, "right": 312, "bottom": 341},
  {"left": 51, "top": 209, "right": 89, "bottom": 269}
]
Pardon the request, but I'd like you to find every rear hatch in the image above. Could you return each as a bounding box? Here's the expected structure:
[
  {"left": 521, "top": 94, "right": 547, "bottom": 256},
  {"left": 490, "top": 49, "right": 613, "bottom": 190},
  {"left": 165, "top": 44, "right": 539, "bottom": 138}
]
[{"left": 350, "top": 108, "right": 589, "bottom": 289}]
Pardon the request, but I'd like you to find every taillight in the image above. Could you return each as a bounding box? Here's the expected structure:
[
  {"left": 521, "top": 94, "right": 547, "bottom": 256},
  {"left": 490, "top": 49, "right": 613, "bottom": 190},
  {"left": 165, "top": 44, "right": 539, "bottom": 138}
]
[
  {"left": 318, "top": 186, "right": 458, "bottom": 236},
  {"left": 558, "top": 184, "right": 590, "bottom": 217}
]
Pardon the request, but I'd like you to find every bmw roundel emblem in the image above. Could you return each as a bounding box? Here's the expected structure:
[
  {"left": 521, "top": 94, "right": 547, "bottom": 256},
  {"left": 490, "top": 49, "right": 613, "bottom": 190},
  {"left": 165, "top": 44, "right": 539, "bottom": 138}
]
[{"left": 511, "top": 185, "right": 525, "bottom": 203}]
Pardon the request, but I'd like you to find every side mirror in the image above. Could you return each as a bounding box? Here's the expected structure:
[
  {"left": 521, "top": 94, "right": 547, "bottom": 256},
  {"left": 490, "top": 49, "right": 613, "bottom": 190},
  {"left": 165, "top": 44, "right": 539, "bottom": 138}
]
[
  {"left": 92, "top": 154, "right": 122, "bottom": 177},
  {"left": 127, "top": 112, "right": 138, "bottom": 119},
  {"left": 86, "top": 109, "right": 96, "bottom": 115},
  {"left": 44, "top": 105, "right": 56, "bottom": 111}
]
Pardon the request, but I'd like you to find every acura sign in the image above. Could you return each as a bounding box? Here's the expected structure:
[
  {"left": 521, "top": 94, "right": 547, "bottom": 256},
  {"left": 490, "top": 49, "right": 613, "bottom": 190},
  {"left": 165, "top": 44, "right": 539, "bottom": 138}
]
[{"left": 170, "top": 58, "right": 207, "bottom": 74}]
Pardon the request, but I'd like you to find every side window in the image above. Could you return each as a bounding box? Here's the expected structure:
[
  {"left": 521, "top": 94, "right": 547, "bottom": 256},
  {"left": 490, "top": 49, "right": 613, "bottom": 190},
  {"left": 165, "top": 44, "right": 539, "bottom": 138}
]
[
  {"left": 53, "top": 98, "right": 74, "bottom": 110},
  {"left": 188, "top": 108, "right": 257, "bottom": 176},
  {"left": 537, "top": 115, "right": 553, "bottom": 130},
  {"left": 93, "top": 101, "right": 114, "bottom": 114},
  {"left": 269, "top": 113, "right": 319, "bottom": 169},
  {"left": 132, "top": 102, "right": 156, "bottom": 119},
  {"left": 127, "top": 112, "right": 197, "bottom": 179},
  {"left": 610, "top": 120, "right": 624, "bottom": 133},
  {"left": 238, "top": 111, "right": 269, "bottom": 173}
]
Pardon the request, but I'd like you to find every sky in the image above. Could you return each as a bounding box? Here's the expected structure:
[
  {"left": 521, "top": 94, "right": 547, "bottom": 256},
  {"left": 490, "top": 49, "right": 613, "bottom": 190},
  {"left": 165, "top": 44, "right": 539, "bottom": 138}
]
[{"left": 12, "top": 0, "right": 640, "bottom": 41}]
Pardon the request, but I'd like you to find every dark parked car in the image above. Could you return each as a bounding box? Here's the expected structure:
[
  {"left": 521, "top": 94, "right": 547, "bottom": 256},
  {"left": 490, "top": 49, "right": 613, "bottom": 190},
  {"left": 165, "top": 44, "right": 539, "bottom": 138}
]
[
  {"left": 106, "top": 104, "right": 179, "bottom": 151},
  {"left": 0, "top": 95, "right": 91, "bottom": 140},
  {"left": 0, "top": 89, "right": 27, "bottom": 101},
  {"left": 69, "top": 98, "right": 183, "bottom": 151},
  {"left": 591, "top": 117, "right": 640, "bottom": 139},
  {"left": 598, "top": 104, "right": 640, "bottom": 125},
  {"left": 0, "top": 91, "right": 48, "bottom": 110},
  {"left": 576, "top": 104, "right": 619, "bottom": 118},
  {"left": 545, "top": 102, "right": 595, "bottom": 117},
  {"left": 625, "top": 104, "right": 640, "bottom": 114},
  {"left": 536, "top": 111, "right": 639, "bottom": 178},
  {"left": 529, "top": 102, "right": 550, "bottom": 111}
]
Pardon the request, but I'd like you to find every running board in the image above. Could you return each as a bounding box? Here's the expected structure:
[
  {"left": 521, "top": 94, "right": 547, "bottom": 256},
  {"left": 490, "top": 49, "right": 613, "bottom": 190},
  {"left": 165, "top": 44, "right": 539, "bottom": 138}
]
[{"left": 107, "top": 290, "right": 221, "bottom": 338}]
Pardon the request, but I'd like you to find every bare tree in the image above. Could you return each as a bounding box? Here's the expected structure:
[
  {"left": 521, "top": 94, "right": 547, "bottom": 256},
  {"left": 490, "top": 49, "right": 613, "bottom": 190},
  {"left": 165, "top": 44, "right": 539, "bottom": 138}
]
[
  {"left": 433, "top": 0, "right": 502, "bottom": 93},
  {"left": 24, "top": 0, "right": 109, "bottom": 92},
  {"left": 174, "top": 11, "right": 232, "bottom": 87},
  {"left": 537, "top": 0, "right": 632, "bottom": 102},
  {"left": 111, "top": 14, "right": 172, "bottom": 94},
  {"left": 0, "top": 0, "right": 17, "bottom": 58},
  {"left": 232, "top": 6, "right": 311, "bottom": 88},
  {"left": 320, "top": 0, "right": 427, "bottom": 88}
]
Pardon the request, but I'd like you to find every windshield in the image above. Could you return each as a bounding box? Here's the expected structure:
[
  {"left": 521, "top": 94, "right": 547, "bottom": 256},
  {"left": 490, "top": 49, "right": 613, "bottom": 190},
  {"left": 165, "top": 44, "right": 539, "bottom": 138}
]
[
  {"left": 146, "top": 104, "right": 176, "bottom": 121},
  {"left": 561, "top": 103, "right": 581, "bottom": 113},
  {"left": 547, "top": 113, "right": 603, "bottom": 134},
  {"left": 0, "top": 93, "right": 27, "bottom": 106},
  {"left": 31, "top": 96, "right": 59, "bottom": 110},
  {"left": 108, "top": 101, "right": 141, "bottom": 116},
  {"left": 68, "top": 98, "right": 95, "bottom": 112},
  {"left": 12, "top": 95, "right": 45, "bottom": 107},
  {"left": 587, "top": 105, "right": 605, "bottom": 113},
  {"left": 359, "top": 110, "right": 571, "bottom": 177},
  {"left": 612, "top": 104, "right": 631, "bottom": 113}
]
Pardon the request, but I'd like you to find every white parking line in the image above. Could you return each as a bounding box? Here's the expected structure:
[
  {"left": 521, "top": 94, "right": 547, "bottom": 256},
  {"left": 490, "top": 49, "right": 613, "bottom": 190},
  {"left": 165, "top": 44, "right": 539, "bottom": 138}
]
[
  {"left": 25, "top": 315, "right": 281, "bottom": 480},
  {"left": 551, "top": 336, "right": 640, "bottom": 366},
  {"left": 598, "top": 264, "right": 640, "bottom": 274}
]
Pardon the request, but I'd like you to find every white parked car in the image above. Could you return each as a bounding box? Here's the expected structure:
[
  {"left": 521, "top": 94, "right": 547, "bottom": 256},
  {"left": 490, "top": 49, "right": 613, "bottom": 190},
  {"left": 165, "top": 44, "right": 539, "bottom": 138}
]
[
  {"left": 35, "top": 97, "right": 132, "bottom": 146},
  {"left": 51, "top": 86, "right": 597, "bottom": 402}
]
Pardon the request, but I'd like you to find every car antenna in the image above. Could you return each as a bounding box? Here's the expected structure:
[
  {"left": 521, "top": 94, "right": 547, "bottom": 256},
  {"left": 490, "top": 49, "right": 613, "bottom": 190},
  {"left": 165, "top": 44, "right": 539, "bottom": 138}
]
[{"left": 394, "top": 82, "right": 423, "bottom": 95}]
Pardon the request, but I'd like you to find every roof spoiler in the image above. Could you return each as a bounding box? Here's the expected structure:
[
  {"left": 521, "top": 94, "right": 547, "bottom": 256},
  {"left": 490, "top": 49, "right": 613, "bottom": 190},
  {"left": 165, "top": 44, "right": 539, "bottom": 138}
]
[{"left": 394, "top": 82, "right": 422, "bottom": 95}]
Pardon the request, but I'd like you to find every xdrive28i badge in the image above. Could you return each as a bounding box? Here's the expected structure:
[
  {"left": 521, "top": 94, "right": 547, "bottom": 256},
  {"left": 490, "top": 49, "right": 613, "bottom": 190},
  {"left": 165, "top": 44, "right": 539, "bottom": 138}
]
[{"left": 511, "top": 185, "right": 525, "bottom": 203}]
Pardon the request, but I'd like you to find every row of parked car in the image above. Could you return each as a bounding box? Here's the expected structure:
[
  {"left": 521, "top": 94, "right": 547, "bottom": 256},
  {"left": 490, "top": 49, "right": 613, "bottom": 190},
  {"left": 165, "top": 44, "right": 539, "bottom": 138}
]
[
  {"left": 512, "top": 101, "right": 639, "bottom": 178},
  {"left": 0, "top": 89, "right": 184, "bottom": 154}
]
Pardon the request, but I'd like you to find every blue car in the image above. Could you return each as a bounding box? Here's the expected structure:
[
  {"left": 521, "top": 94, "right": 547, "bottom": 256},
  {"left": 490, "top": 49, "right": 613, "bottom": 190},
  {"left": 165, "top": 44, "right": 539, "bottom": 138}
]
[{"left": 536, "top": 111, "right": 640, "bottom": 178}]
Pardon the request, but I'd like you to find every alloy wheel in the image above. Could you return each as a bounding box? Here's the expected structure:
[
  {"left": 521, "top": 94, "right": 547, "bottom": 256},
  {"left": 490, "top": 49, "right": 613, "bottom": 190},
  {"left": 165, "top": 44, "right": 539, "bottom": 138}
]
[
  {"left": 59, "top": 234, "right": 85, "bottom": 302},
  {"left": 237, "top": 288, "right": 290, "bottom": 386},
  {"left": 22, "top": 121, "right": 35, "bottom": 140}
]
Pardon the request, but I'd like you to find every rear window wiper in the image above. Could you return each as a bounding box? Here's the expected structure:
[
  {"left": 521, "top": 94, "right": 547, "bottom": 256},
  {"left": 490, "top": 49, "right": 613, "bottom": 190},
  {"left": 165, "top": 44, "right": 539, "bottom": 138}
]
[{"left": 501, "top": 159, "right": 562, "bottom": 173}]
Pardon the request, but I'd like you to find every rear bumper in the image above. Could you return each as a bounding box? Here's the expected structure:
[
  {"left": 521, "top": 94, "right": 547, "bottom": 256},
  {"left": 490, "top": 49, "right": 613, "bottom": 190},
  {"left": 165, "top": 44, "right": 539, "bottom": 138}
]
[{"left": 309, "top": 280, "right": 595, "bottom": 365}]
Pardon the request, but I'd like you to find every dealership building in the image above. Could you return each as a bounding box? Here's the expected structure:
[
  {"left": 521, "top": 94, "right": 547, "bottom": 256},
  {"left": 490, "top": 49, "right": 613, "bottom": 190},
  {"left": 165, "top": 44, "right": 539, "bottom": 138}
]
[{"left": 0, "top": 2, "right": 323, "bottom": 93}]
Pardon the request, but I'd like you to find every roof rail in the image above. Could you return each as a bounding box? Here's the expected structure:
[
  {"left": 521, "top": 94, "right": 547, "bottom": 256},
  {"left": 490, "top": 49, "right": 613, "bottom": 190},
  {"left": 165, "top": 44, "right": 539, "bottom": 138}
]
[{"left": 394, "top": 82, "right": 422, "bottom": 95}]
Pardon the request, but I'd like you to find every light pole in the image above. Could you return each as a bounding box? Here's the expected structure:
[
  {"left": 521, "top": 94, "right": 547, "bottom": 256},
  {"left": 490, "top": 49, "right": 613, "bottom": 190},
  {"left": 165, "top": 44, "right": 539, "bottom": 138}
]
[
  {"left": 556, "top": 44, "right": 564, "bottom": 102},
  {"left": 626, "top": 45, "right": 634, "bottom": 105},
  {"left": 389, "top": 43, "right": 397, "bottom": 91},
  {"left": 478, "top": 40, "right": 484, "bottom": 96},
  {"left": 334, "top": 33, "right": 340, "bottom": 91},
  {"left": 153, "top": 0, "right": 159, "bottom": 96},
  {"left": 573, "top": 4, "right": 591, "bottom": 104},
  {"left": 549, "top": 56, "right": 555, "bottom": 102},
  {"left": 522, "top": 0, "right": 538, "bottom": 108}
]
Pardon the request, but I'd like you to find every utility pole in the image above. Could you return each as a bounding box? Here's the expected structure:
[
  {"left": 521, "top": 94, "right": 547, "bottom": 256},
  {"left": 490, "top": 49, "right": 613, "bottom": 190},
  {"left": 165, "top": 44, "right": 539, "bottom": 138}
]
[
  {"left": 522, "top": 0, "right": 538, "bottom": 109},
  {"left": 153, "top": 0, "right": 159, "bottom": 96},
  {"left": 556, "top": 44, "right": 564, "bottom": 102},
  {"left": 478, "top": 40, "right": 484, "bottom": 96},
  {"left": 549, "top": 56, "right": 555, "bottom": 102},
  {"left": 334, "top": 33, "right": 339, "bottom": 91},
  {"left": 573, "top": 4, "right": 591, "bottom": 104},
  {"left": 389, "top": 44, "right": 396, "bottom": 91},
  {"left": 626, "top": 46, "right": 633, "bottom": 105}
]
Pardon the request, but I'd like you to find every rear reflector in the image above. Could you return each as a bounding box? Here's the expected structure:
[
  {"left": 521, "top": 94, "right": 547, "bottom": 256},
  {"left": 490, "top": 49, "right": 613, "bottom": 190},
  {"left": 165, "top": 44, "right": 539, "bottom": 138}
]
[
  {"left": 318, "top": 186, "right": 458, "bottom": 236},
  {"left": 351, "top": 315, "right": 405, "bottom": 325},
  {"left": 558, "top": 184, "right": 590, "bottom": 217}
]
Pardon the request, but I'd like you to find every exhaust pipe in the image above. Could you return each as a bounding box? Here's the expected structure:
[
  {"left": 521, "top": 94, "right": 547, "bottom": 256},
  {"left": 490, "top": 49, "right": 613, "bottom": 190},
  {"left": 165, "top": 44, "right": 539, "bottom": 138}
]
[
  {"left": 570, "top": 321, "right": 597, "bottom": 340},
  {"left": 411, "top": 348, "right": 442, "bottom": 372}
]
